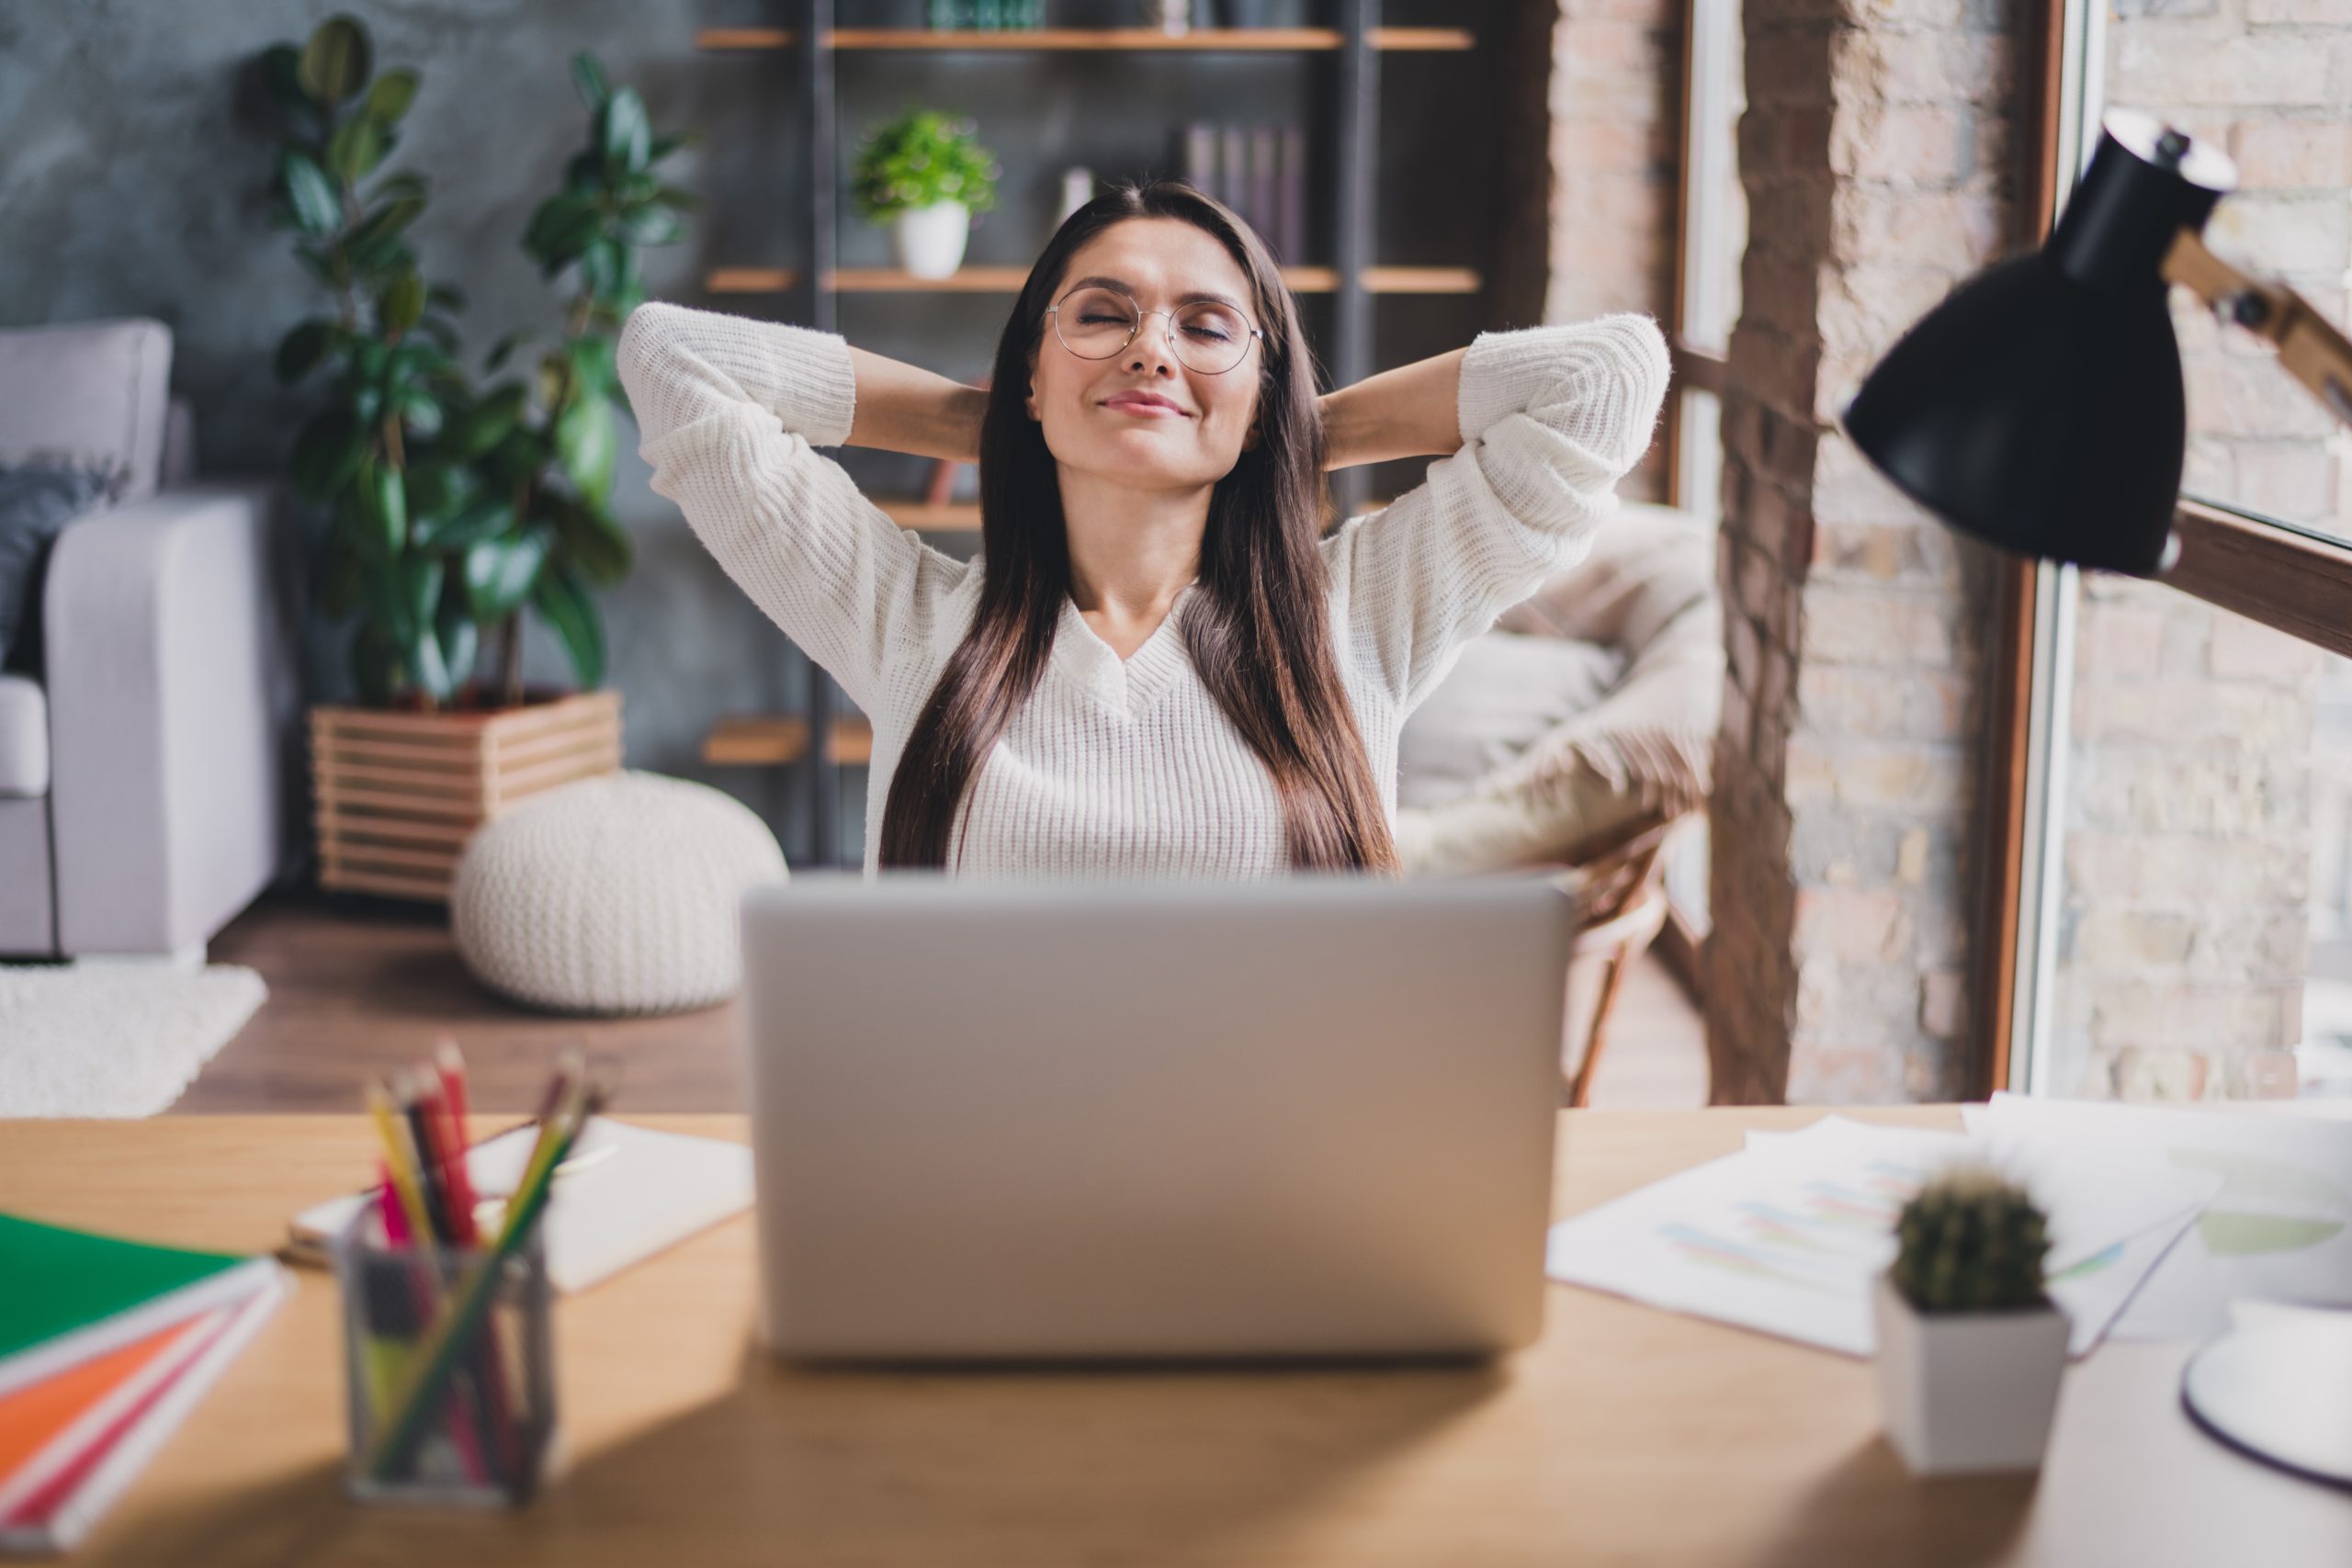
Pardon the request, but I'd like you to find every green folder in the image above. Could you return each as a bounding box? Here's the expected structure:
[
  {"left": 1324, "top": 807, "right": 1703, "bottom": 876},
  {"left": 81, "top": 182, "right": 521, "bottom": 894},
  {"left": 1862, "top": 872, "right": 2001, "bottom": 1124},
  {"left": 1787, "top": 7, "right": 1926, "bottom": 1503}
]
[{"left": 0, "top": 1213, "right": 274, "bottom": 1398}]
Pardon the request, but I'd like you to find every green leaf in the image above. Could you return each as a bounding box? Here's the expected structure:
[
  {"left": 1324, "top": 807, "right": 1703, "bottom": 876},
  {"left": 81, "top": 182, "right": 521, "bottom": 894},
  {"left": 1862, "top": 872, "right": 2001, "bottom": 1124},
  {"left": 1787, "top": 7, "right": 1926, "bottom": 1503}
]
[
  {"left": 327, "top": 116, "right": 388, "bottom": 184},
  {"left": 484, "top": 331, "right": 532, "bottom": 372},
  {"left": 532, "top": 563, "right": 605, "bottom": 689},
  {"left": 437, "top": 593, "right": 479, "bottom": 691},
  {"left": 365, "top": 68, "right": 419, "bottom": 125},
  {"left": 449, "top": 384, "right": 527, "bottom": 459},
  {"left": 278, "top": 151, "right": 341, "bottom": 235},
  {"left": 291, "top": 408, "right": 365, "bottom": 502},
  {"left": 394, "top": 386, "right": 442, "bottom": 439},
  {"left": 260, "top": 44, "right": 307, "bottom": 107},
  {"left": 571, "top": 52, "right": 610, "bottom": 115},
  {"left": 551, "top": 494, "right": 631, "bottom": 586},
  {"left": 402, "top": 459, "right": 469, "bottom": 525},
  {"left": 648, "top": 132, "right": 699, "bottom": 166},
  {"left": 291, "top": 243, "right": 338, "bottom": 288},
  {"left": 554, "top": 395, "right": 616, "bottom": 503},
  {"left": 423, "top": 496, "right": 517, "bottom": 553},
  {"left": 274, "top": 320, "right": 339, "bottom": 384},
  {"left": 464, "top": 527, "right": 553, "bottom": 620},
  {"left": 359, "top": 455, "right": 408, "bottom": 557},
  {"left": 425, "top": 280, "right": 466, "bottom": 312},
  {"left": 565, "top": 334, "right": 618, "bottom": 400},
  {"left": 299, "top": 16, "right": 372, "bottom": 107},
  {"left": 600, "top": 88, "right": 652, "bottom": 173},
  {"left": 579, "top": 236, "right": 625, "bottom": 299},
  {"left": 652, "top": 183, "right": 703, "bottom": 212},
  {"left": 620, "top": 206, "right": 682, "bottom": 246},
  {"left": 344, "top": 195, "right": 421, "bottom": 258},
  {"left": 380, "top": 270, "right": 426, "bottom": 336},
  {"left": 374, "top": 171, "right": 428, "bottom": 205},
  {"left": 523, "top": 195, "right": 602, "bottom": 271}
]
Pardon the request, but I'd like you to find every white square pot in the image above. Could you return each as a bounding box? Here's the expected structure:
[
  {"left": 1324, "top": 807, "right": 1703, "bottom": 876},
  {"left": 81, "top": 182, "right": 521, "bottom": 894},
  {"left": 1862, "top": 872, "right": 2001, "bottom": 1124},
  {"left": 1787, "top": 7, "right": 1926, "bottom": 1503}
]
[{"left": 1873, "top": 1271, "right": 2069, "bottom": 1476}]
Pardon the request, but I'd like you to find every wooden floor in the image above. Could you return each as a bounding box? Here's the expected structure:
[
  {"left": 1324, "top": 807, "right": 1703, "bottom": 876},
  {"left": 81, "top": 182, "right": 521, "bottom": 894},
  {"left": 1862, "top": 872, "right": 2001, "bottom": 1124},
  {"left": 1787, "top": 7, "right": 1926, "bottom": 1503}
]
[{"left": 182, "top": 888, "right": 1711, "bottom": 1114}]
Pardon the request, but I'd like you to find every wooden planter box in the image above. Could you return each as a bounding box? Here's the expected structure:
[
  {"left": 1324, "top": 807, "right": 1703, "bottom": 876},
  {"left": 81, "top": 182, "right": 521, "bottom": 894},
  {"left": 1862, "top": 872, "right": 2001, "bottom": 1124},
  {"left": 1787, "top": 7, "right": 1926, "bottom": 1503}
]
[{"left": 311, "top": 689, "right": 624, "bottom": 903}]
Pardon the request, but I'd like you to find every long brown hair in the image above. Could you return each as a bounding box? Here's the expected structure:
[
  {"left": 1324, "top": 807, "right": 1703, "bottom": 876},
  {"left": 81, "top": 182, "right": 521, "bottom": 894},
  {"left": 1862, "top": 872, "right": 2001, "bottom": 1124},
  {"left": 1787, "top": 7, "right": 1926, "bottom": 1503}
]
[{"left": 877, "top": 180, "right": 1397, "bottom": 873}]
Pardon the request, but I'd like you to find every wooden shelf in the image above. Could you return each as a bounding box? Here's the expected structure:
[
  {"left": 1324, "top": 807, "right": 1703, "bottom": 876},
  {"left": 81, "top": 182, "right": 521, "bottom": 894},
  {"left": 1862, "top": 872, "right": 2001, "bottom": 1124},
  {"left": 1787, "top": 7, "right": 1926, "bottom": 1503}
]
[
  {"left": 695, "top": 28, "right": 1473, "bottom": 52},
  {"left": 703, "top": 714, "right": 873, "bottom": 768},
  {"left": 704, "top": 265, "right": 1476, "bottom": 296}
]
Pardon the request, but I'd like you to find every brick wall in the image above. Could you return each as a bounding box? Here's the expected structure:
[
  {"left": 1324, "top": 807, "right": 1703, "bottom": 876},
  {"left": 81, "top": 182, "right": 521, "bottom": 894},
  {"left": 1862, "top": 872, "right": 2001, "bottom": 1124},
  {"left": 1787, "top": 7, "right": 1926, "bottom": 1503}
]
[
  {"left": 1704, "top": 0, "right": 2023, "bottom": 1103},
  {"left": 2041, "top": 0, "right": 2352, "bottom": 1101},
  {"left": 1495, "top": 0, "right": 1684, "bottom": 502}
]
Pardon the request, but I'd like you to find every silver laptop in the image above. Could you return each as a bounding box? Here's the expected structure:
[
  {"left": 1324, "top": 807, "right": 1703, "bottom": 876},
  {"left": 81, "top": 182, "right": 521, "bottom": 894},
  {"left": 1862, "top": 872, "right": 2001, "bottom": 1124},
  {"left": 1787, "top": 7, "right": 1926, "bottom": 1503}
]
[{"left": 738, "top": 874, "right": 1574, "bottom": 1361}]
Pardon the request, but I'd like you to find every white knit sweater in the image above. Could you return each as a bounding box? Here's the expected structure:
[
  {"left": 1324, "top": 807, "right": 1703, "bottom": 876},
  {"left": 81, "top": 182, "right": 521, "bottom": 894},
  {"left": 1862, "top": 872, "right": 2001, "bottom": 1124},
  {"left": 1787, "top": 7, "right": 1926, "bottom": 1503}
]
[{"left": 618, "top": 301, "right": 1670, "bottom": 876}]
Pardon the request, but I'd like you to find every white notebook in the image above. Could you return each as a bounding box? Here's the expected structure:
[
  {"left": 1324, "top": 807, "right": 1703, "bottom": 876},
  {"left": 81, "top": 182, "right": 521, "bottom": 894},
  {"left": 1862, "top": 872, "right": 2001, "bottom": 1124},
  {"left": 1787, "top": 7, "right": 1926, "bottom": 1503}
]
[{"left": 288, "top": 1118, "right": 753, "bottom": 1293}]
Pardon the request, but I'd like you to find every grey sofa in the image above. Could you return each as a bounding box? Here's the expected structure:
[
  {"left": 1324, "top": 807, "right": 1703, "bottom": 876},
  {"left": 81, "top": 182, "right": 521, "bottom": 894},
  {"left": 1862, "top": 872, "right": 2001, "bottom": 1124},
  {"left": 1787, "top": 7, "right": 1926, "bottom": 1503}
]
[{"left": 0, "top": 319, "right": 301, "bottom": 961}]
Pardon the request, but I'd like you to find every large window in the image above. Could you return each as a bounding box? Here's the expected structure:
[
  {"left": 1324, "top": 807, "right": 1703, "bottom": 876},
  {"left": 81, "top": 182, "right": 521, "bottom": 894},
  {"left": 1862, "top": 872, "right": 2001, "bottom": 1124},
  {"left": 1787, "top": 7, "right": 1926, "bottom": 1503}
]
[
  {"left": 1668, "top": 0, "right": 1744, "bottom": 523},
  {"left": 2012, "top": 2, "right": 2352, "bottom": 1102},
  {"left": 1658, "top": 0, "right": 1745, "bottom": 948}
]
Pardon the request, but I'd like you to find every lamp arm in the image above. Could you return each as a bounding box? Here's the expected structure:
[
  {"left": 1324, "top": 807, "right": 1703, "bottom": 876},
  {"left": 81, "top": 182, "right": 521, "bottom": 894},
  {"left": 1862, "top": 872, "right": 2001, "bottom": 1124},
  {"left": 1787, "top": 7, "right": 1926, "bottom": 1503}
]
[{"left": 2162, "top": 229, "right": 2352, "bottom": 428}]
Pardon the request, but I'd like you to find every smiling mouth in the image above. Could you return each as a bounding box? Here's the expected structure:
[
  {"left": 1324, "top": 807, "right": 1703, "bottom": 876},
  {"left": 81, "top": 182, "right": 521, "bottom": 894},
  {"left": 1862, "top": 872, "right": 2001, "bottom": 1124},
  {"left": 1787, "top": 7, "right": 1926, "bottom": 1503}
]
[{"left": 1102, "top": 398, "right": 1186, "bottom": 418}]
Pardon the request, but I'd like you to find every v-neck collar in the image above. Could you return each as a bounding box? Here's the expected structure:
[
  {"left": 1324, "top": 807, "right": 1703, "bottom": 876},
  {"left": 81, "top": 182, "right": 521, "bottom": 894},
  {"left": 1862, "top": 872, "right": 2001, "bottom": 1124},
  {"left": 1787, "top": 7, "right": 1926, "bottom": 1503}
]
[{"left": 1051, "top": 582, "right": 1197, "bottom": 716}]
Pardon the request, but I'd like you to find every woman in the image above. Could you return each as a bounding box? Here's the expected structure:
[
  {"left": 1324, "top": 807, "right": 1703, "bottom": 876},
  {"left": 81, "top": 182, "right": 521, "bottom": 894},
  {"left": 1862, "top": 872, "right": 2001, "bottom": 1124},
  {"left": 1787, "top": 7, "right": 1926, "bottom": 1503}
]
[{"left": 616, "top": 180, "right": 1668, "bottom": 876}]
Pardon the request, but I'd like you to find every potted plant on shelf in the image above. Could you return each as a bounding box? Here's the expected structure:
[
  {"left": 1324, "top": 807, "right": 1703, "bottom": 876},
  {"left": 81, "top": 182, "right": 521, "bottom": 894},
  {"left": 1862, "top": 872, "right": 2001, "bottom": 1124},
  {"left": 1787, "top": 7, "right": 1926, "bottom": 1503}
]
[
  {"left": 851, "top": 109, "right": 1000, "bottom": 280},
  {"left": 259, "top": 16, "right": 695, "bottom": 901},
  {"left": 1874, "top": 1168, "right": 2071, "bottom": 1476}
]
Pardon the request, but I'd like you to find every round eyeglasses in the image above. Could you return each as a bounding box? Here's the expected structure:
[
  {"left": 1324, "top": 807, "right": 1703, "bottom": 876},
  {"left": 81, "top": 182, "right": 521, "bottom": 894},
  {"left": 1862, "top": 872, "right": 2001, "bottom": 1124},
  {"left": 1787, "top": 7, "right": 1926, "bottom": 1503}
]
[{"left": 1045, "top": 284, "right": 1264, "bottom": 376}]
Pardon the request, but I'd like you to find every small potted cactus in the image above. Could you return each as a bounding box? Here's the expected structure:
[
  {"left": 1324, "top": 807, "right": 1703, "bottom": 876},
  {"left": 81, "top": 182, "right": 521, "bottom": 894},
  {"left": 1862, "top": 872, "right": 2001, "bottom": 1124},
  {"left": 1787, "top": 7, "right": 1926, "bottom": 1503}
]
[{"left": 1874, "top": 1168, "right": 2070, "bottom": 1476}]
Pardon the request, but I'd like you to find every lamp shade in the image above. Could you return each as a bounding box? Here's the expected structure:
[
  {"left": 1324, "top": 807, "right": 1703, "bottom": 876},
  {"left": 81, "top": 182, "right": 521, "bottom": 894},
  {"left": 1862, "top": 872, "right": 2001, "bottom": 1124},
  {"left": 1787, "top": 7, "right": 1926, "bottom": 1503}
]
[{"left": 1840, "top": 112, "right": 2236, "bottom": 575}]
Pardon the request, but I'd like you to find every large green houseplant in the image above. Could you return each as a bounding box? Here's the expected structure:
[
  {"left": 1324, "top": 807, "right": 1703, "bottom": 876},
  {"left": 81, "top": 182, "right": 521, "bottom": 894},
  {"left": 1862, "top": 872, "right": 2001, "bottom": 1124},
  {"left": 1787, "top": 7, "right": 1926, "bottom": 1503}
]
[{"left": 261, "top": 15, "right": 695, "bottom": 711}]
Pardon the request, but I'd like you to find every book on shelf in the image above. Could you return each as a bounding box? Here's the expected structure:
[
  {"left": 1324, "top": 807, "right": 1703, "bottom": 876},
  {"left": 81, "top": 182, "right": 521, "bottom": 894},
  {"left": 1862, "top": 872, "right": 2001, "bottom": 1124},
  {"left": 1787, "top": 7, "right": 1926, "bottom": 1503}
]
[{"left": 1178, "top": 120, "right": 1306, "bottom": 264}]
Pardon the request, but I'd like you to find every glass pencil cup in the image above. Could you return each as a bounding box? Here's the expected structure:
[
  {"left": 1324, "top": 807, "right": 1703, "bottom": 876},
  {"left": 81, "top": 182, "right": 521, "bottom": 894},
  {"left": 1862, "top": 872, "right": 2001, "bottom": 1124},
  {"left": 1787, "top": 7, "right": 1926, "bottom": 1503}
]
[{"left": 333, "top": 1209, "right": 559, "bottom": 1506}]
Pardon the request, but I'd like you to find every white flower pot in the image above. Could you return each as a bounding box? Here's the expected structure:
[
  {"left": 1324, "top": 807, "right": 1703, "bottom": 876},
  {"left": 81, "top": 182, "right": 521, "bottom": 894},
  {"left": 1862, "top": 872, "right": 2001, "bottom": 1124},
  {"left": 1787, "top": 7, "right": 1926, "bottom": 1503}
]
[
  {"left": 1873, "top": 1271, "right": 2069, "bottom": 1476},
  {"left": 892, "top": 200, "right": 970, "bottom": 280}
]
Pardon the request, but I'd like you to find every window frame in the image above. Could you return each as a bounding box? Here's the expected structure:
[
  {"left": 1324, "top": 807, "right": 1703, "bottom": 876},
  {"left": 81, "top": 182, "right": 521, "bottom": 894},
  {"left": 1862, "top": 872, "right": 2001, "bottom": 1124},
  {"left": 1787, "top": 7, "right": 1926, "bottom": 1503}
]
[{"left": 1998, "top": 0, "right": 2352, "bottom": 1096}]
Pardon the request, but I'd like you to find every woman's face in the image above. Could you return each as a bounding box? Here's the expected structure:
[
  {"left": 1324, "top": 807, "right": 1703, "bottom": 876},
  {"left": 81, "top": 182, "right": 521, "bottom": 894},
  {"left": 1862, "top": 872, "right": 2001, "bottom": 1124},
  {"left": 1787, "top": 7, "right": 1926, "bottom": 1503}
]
[{"left": 1023, "top": 217, "right": 1264, "bottom": 492}]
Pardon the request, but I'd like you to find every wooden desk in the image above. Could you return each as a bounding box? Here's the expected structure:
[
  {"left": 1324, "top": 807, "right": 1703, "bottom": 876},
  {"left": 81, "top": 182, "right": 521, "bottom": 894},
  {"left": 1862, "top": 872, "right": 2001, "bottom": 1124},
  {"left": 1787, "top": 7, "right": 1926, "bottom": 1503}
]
[{"left": 6, "top": 1108, "right": 2347, "bottom": 1566}]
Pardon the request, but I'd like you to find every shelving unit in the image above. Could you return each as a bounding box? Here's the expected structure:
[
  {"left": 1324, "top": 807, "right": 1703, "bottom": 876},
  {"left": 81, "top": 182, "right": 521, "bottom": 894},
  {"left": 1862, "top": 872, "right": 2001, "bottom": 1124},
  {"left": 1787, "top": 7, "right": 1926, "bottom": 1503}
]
[{"left": 697, "top": 2, "right": 1476, "bottom": 866}]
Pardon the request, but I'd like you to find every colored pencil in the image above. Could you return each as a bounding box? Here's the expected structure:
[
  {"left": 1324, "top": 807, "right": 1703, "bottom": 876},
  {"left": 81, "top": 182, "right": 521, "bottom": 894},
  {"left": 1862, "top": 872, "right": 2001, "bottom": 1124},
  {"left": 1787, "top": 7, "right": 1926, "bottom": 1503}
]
[{"left": 363, "top": 1073, "right": 598, "bottom": 1483}]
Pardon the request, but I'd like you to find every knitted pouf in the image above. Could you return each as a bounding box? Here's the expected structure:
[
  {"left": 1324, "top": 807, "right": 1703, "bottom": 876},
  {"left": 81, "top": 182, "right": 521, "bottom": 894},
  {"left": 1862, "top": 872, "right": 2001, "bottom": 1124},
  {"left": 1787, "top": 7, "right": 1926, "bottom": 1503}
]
[{"left": 451, "top": 771, "right": 787, "bottom": 1016}]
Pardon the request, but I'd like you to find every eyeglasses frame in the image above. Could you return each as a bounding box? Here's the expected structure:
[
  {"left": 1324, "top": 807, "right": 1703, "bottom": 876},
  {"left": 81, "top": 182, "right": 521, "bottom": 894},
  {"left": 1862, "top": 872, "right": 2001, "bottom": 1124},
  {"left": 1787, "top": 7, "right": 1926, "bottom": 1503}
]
[{"left": 1043, "top": 284, "right": 1265, "bottom": 376}]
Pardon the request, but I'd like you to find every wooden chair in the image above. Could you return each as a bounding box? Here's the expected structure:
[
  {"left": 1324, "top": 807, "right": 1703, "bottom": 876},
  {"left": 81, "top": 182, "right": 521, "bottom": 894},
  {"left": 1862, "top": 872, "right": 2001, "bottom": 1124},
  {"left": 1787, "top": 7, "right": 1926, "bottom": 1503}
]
[{"left": 1538, "top": 815, "right": 1679, "bottom": 1107}]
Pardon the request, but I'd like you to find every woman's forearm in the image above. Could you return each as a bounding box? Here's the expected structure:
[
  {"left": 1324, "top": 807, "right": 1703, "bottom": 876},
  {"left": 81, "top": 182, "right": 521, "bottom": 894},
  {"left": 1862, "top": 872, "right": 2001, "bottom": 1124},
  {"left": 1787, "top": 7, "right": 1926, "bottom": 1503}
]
[
  {"left": 1318, "top": 346, "right": 1467, "bottom": 472},
  {"left": 843, "top": 344, "right": 987, "bottom": 463}
]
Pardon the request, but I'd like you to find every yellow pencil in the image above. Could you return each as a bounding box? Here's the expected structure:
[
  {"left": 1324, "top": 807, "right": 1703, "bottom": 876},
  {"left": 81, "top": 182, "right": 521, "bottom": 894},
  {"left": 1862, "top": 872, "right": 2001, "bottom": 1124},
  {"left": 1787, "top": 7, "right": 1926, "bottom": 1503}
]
[{"left": 367, "top": 1080, "right": 437, "bottom": 1259}]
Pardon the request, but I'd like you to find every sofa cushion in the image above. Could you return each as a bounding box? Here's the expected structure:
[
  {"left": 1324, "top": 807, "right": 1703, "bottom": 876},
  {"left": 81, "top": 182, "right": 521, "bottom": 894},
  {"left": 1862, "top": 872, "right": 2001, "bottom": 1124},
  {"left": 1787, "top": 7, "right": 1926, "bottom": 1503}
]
[
  {"left": 0, "top": 675, "right": 49, "bottom": 796},
  {"left": 0, "top": 320, "right": 173, "bottom": 504},
  {"left": 0, "top": 459, "right": 124, "bottom": 677},
  {"left": 1396, "top": 504, "right": 1724, "bottom": 877},
  {"left": 1396, "top": 633, "right": 1624, "bottom": 810}
]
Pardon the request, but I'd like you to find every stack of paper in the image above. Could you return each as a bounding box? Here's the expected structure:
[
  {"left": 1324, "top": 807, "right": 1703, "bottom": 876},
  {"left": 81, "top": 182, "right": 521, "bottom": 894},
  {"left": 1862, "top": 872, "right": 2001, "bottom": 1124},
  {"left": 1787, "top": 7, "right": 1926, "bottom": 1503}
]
[
  {"left": 1966, "top": 1093, "right": 2352, "bottom": 1343},
  {"left": 0, "top": 1214, "right": 288, "bottom": 1553},
  {"left": 1544, "top": 1114, "right": 2222, "bottom": 1358},
  {"left": 286, "top": 1116, "right": 753, "bottom": 1293}
]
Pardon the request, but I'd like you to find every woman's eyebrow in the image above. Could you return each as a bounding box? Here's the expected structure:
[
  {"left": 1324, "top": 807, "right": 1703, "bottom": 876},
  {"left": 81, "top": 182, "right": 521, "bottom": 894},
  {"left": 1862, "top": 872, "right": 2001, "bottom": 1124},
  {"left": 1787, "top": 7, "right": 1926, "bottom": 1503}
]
[{"left": 1068, "top": 274, "right": 1247, "bottom": 312}]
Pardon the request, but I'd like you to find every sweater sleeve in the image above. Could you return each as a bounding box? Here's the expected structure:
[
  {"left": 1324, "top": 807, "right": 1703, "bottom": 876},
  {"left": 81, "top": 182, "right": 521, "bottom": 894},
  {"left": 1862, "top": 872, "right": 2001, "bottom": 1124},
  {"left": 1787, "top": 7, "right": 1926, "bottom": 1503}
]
[
  {"left": 1321, "top": 314, "right": 1671, "bottom": 714},
  {"left": 616, "top": 300, "right": 969, "bottom": 715}
]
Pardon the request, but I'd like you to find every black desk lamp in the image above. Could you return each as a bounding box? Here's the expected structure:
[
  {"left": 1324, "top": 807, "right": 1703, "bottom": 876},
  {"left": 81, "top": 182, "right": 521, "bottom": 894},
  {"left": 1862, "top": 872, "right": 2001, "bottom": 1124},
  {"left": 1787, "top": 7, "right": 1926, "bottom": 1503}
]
[
  {"left": 1841, "top": 109, "right": 2352, "bottom": 575},
  {"left": 1842, "top": 108, "right": 2352, "bottom": 1489}
]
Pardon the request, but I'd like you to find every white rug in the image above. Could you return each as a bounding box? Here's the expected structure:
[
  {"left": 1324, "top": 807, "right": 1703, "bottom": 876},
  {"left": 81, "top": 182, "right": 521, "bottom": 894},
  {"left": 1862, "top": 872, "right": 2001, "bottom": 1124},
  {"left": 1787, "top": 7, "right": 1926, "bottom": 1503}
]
[{"left": 0, "top": 964, "right": 266, "bottom": 1117}]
